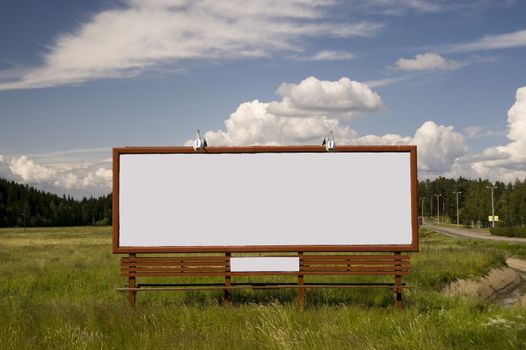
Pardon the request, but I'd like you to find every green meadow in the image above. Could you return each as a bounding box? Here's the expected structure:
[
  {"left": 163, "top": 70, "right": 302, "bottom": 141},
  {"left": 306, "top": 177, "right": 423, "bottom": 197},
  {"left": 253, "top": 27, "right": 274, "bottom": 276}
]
[{"left": 1, "top": 227, "right": 526, "bottom": 349}]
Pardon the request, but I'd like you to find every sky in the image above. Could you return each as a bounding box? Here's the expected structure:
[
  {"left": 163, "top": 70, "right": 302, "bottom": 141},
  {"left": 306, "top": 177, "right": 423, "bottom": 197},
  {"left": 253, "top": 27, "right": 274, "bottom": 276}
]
[{"left": 0, "top": 0, "right": 525, "bottom": 198}]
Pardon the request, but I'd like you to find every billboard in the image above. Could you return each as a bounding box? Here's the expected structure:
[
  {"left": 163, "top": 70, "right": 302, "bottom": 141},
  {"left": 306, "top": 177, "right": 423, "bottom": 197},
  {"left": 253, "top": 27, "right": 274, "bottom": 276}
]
[{"left": 112, "top": 146, "right": 418, "bottom": 253}]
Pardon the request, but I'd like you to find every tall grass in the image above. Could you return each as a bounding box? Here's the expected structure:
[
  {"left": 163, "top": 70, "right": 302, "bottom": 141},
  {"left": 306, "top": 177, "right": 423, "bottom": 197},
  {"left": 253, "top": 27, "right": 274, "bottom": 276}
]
[{"left": 1, "top": 227, "right": 525, "bottom": 349}]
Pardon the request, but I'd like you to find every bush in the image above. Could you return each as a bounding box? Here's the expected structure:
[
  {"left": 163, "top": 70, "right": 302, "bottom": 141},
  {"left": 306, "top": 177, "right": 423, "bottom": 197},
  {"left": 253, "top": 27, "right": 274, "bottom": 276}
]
[
  {"left": 94, "top": 218, "right": 110, "bottom": 226},
  {"left": 490, "top": 226, "right": 526, "bottom": 238}
]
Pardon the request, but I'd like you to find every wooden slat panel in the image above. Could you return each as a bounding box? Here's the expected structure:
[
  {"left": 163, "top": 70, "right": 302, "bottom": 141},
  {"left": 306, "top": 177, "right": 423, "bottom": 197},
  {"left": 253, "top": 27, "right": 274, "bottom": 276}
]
[
  {"left": 302, "top": 257, "right": 410, "bottom": 262},
  {"left": 302, "top": 255, "right": 410, "bottom": 260},
  {"left": 119, "top": 254, "right": 410, "bottom": 278},
  {"left": 301, "top": 271, "right": 410, "bottom": 276},
  {"left": 122, "top": 257, "right": 229, "bottom": 263},
  {"left": 303, "top": 266, "right": 409, "bottom": 273},
  {"left": 122, "top": 267, "right": 228, "bottom": 273},
  {"left": 302, "top": 261, "right": 409, "bottom": 266}
]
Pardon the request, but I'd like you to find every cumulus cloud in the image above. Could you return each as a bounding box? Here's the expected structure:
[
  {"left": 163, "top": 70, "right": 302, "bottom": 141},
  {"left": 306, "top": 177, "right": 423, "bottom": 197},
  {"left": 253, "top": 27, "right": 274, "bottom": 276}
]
[
  {"left": 9, "top": 156, "right": 57, "bottom": 183},
  {"left": 352, "top": 121, "right": 468, "bottom": 176},
  {"left": 411, "top": 121, "right": 468, "bottom": 174},
  {"left": 187, "top": 76, "right": 380, "bottom": 146},
  {"left": 0, "top": 0, "right": 382, "bottom": 90},
  {"left": 199, "top": 109, "right": 468, "bottom": 177},
  {"left": 81, "top": 168, "right": 113, "bottom": 188},
  {"left": 464, "top": 86, "right": 526, "bottom": 181},
  {"left": 4, "top": 153, "right": 112, "bottom": 198},
  {"left": 189, "top": 75, "right": 469, "bottom": 177},
  {"left": 393, "top": 52, "right": 463, "bottom": 71},
  {"left": 268, "top": 76, "right": 382, "bottom": 117},
  {"left": 353, "top": 134, "right": 412, "bottom": 145},
  {"left": 195, "top": 100, "right": 354, "bottom": 146}
]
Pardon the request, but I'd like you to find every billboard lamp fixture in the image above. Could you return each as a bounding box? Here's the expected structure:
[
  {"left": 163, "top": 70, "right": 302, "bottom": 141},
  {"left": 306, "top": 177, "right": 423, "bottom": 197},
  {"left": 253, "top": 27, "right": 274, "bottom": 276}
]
[
  {"left": 193, "top": 129, "right": 207, "bottom": 151},
  {"left": 323, "top": 130, "right": 336, "bottom": 152}
]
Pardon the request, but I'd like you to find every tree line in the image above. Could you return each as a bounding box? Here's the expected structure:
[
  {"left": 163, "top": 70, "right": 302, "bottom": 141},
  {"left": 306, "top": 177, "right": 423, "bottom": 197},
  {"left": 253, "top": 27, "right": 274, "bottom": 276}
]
[
  {"left": 0, "top": 178, "right": 111, "bottom": 227},
  {"left": 2, "top": 176, "right": 525, "bottom": 228},
  {"left": 419, "top": 177, "right": 526, "bottom": 228}
]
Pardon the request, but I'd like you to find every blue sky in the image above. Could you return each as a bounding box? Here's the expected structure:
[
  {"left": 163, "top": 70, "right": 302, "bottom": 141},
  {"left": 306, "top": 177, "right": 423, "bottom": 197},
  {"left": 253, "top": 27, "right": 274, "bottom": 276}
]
[{"left": 0, "top": 0, "right": 525, "bottom": 198}]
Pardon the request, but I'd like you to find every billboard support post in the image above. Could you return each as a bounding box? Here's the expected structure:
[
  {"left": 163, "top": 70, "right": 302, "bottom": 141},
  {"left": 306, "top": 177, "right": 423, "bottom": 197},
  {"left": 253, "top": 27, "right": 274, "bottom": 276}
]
[
  {"left": 298, "top": 252, "right": 305, "bottom": 307},
  {"left": 224, "top": 252, "right": 232, "bottom": 306},
  {"left": 128, "top": 253, "right": 136, "bottom": 307}
]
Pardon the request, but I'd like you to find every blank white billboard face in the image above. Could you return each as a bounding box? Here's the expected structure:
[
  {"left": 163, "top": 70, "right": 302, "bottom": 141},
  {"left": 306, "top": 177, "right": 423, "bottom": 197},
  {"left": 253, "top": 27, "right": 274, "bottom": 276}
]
[{"left": 117, "top": 151, "right": 414, "bottom": 249}]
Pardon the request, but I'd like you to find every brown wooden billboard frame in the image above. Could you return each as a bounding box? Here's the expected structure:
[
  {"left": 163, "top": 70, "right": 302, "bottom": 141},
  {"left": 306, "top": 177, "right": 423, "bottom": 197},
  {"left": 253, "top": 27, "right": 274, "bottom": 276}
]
[{"left": 112, "top": 145, "right": 418, "bottom": 254}]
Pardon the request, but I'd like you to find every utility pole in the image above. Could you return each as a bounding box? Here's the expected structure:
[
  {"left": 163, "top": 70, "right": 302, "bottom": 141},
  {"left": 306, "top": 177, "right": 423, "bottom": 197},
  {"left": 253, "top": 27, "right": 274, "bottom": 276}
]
[
  {"left": 434, "top": 194, "right": 441, "bottom": 225},
  {"left": 453, "top": 192, "right": 461, "bottom": 229},
  {"left": 487, "top": 185, "right": 497, "bottom": 228},
  {"left": 420, "top": 197, "right": 425, "bottom": 225}
]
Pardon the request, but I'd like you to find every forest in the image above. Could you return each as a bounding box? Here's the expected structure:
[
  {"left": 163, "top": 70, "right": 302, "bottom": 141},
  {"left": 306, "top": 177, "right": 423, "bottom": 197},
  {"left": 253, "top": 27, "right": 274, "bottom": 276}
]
[
  {"left": 0, "top": 178, "right": 111, "bottom": 227},
  {"left": 1, "top": 176, "right": 525, "bottom": 228},
  {"left": 419, "top": 177, "right": 526, "bottom": 228}
]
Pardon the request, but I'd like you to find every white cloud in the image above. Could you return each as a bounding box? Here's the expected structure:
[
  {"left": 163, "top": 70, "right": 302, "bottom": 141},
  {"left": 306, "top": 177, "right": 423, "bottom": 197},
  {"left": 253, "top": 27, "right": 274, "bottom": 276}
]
[
  {"left": 54, "top": 173, "right": 79, "bottom": 189},
  {"left": 189, "top": 76, "right": 381, "bottom": 146},
  {"left": 393, "top": 52, "right": 463, "bottom": 71},
  {"left": 193, "top": 100, "right": 354, "bottom": 146},
  {"left": 465, "top": 86, "right": 526, "bottom": 181},
  {"left": 0, "top": 154, "right": 3, "bottom": 163},
  {"left": 308, "top": 50, "right": 355, "bottom": 61},
  {"left": 4, "top": 152, "right": 113, "bottom": 198},
  {"left": 9, "top": 156, "right": 57, "bottom": 183},
  {"left": 344, "top": 0, "right": 441, "bottom": 15},
  {"left": 81, "top": 168, "right": 113, "bottom": 188},
  {"left": 365, "top": 75, "right": 413, "bottom": 88},
  {"left": 346, "top": 0, "right": 515, "bottom": 16},
  {"left": 268, "top": 76, "right": 382, "bottom": 117},
  {"left": 0, "top": 0, "right": 382, "bottom": 90},
  {"left": 352, "top": 121, "right": 468, "bottom": 176},
  {"left": 200, "top": 112, "right": 468, "bottom": 177},
  {"left": 189, "top": 75, "right": 469, "bottom": 178},
  {"left": 353, "top": 134, "right": 412, "bottom": 145},
  {"left": 446, "top": 29, "right": 526, "bottom": 53},
  {"left": 411, "top": 121, "right": 468, "bottom": 174}
]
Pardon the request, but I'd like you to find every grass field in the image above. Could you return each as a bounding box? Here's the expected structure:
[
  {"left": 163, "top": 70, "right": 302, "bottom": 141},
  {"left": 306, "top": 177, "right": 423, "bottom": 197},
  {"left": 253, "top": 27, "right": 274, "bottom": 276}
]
[{"left": 1, "top": 227, "right": 526, "bottom": 349}]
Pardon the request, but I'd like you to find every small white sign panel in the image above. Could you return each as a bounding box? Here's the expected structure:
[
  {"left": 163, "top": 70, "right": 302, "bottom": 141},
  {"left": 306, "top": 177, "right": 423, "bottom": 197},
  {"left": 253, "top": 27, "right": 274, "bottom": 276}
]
[{"left": 230, "top": 257, "right": 300, "bottom": 272}]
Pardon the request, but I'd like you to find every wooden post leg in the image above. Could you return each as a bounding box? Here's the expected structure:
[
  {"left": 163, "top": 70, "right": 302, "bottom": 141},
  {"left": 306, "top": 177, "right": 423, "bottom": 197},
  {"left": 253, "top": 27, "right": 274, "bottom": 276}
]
[
  {"left": 128, "top": 253, "right": 136, "bottom": 307},
  {"left": 298, "top": 252, "right": 305, "bottom": 307},
  {"left": 224, "top": 252, "right": 232, "bottom": 306},
  {"left": 394, "top": 252, "right": 402, "bottom": 309},
  {"left": 298, "top": 274, "right": 305, "bottom": 307},
  {"left": 129, "top": 276, "right": 136, "bottom": 306},
  {"left": 394, "top": 275, "right": 402, "bottom": 309}
]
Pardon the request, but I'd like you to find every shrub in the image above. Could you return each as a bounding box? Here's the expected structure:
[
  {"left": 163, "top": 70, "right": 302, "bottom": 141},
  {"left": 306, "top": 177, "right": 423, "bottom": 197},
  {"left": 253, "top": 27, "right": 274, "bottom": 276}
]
[{"left": 490, "top": 226, "right": 526, "bottom": 238}]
